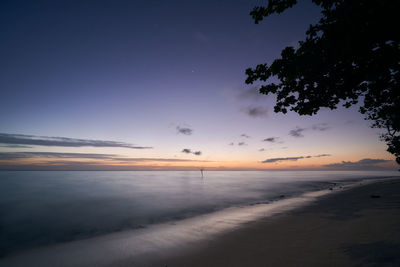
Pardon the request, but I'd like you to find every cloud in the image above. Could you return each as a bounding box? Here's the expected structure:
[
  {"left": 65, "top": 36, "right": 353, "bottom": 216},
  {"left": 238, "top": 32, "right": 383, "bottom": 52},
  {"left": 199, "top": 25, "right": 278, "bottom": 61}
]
[
  {"left": 0, "top": 152, "right": 209, "bottom": 162},
  {"left": 181, "top": 148, "right": 202, "bottom": 156},
  {"left": 314, "top": 154, "right": 331, "bottom": 157},
  {"left": 41, "top": 160, "right": 102, "bottom": 166},
  {"left": 238, "top": 142, "right": 247, "bottom": 146},
  {"left": 263, "top": 137, "right": 276, "bottom": 142},
  {"left": 112, "top": 157, "right": 207, "bottom": 162},
  {"left": 259, "top": 148, "right": 265, "bottom": 152},
  {"left": 262, "top": 137, "right": 283, "bottom": 143},
  {"left": 323, "top": 158, "right": 391, "bottom": 170},
  {"left": 262, "top": 156, "right": 307, "bottom": 163},
  {"left": 357, "top": 158, "right": 388, "bottom": 164},
  {"left": 262, "top": 154, "right": 331, "bottom": 163},
  {"left": 176, "top": 126, "right": 193, "bottom": 135},
  {"left": 241, "top": 106, "right": 268, "bottom": 118},
  {"left": 240, "top": 134, "right": 251, "bottom": 138},
  {"left": 312, "top": 123, "right": 330, "bottom": 131},
  {"left": 289, "top": 124, "right": 331, "bottom": 138},
  {"left": 289, "top": 127, "right": 306, "bottom": 137},
  {"left": 0, "top": 163, "right": 212, "bottom": 171},
  {"left": 0, "top": 152, "right": 114, "bottom": 160},
  {"left": 0, "top": 133, "right": 152, "bottom": 149},
  {"left": 0, "top": 144, "right": 32, "bottom": 148},
  {"left": 229, "top": 142, "right": 234, "bottom": 146}
]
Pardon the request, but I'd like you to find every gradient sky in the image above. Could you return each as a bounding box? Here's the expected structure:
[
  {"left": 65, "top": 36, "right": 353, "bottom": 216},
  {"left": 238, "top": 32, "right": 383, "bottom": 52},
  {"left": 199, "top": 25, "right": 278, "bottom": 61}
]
[{"left": 0, "top": 0, "right": 396, "bottom": 170}]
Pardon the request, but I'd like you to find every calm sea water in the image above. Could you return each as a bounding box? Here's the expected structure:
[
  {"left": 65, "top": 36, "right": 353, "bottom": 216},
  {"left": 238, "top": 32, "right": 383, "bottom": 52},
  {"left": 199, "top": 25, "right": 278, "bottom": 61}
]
[{"left": 0, "top": 170, "right": 398, "bottom": 257}]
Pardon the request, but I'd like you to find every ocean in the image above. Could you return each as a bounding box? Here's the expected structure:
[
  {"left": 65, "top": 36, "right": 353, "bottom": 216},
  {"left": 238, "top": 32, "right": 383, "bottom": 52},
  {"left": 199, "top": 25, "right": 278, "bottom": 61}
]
[{"left": 0, "top": 170, "right": 398, "bottom": 259}]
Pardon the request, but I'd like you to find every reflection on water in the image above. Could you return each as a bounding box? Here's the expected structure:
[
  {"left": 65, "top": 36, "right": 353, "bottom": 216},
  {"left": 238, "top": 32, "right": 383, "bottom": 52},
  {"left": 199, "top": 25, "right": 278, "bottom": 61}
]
[
  {"left": 0, "top": 189, "right": 337, "bottom": 267},
  {"left": 0, "top": 170, "right": 397, "bottom": 256}
]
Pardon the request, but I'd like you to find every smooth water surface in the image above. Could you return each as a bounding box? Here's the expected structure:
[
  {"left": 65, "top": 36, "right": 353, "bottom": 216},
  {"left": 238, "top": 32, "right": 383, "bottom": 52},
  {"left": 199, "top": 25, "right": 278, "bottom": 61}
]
[{"left": 0, "top": 170, "right": 398, "bottom": 257}]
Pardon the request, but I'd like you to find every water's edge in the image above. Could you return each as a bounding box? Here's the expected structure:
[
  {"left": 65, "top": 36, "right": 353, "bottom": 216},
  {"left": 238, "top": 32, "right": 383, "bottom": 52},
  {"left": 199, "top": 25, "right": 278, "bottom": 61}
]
[{"left": 1, "top": 177, "right": 395, "bottom": 267}]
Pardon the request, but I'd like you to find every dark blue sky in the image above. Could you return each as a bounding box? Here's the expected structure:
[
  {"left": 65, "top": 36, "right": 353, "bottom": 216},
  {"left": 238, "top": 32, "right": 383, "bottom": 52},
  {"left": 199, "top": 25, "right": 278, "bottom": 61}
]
[
  {"left": 0, "top": 0, "right": 394, "bottom": 170},
  {"left": 1, "top": 0, "right": 320, "bottom": 109}
]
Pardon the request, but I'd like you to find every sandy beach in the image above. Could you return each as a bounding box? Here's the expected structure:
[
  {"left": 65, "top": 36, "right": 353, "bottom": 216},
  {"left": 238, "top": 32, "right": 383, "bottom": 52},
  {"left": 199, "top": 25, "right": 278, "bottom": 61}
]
[{"left": 151, "top": 178, "right": 400, "bottom": 267}]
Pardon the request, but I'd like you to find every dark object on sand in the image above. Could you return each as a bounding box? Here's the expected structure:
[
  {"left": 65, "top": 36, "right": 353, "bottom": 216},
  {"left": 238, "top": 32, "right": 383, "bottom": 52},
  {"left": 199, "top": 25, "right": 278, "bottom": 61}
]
[
  {"left": 370, "top": 195, "right": 381, "bottom": 198},
  {"left": 329, "top": 188, "right": 333, "bottom": 191},
  {"left": 280, "top": 195, "right": 285, "bottom": 198}
]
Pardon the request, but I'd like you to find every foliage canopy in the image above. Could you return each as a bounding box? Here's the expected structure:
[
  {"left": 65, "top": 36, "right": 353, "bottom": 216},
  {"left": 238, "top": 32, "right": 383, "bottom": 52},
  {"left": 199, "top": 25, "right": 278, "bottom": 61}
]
[{"left": 245, "top": 0, "right": 400, "bottom": 165}]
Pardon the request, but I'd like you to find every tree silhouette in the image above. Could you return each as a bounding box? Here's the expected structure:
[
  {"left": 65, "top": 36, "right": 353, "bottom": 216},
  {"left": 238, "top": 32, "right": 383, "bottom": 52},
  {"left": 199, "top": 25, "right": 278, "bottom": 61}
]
[{"left": 245, "top": 0, "right": 400, "bottom": 165}]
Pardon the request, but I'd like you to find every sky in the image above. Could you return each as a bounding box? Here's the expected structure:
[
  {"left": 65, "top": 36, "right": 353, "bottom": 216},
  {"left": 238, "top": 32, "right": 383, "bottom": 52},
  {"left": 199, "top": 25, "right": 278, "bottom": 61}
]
[{"left": 0, "top": 0, "right": 397, "bottom": 171}]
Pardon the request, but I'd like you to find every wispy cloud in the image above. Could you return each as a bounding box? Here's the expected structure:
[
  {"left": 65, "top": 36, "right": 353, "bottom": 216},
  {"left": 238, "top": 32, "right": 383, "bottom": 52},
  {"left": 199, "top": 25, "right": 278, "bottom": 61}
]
[
  {"left": 258, "top": 148, "right": 265, "bottom": 152},
  {"left": 262, "top": 137, "right": 283, "bottom": 143},
  {"left": 181, "top": 148, "right": 202, "bottom": 156},
  {"left": 0, "top": 144, "right": 32, "bottom": 148},
  {"left": 112, "top": 157, "right": 207, "bottom": 162},
  {"left": 262, "top": 156, "right": 310, "bottom": 163},
  {"left": 0, "top": 152, "right": 115, "bottom": 160},
  {"left": 262, "top": 154, "right": 331, "bottom": 163},
  {"left": 229, "top": 141, "right": 251, "bottom": 147},
  {"left": 0, "top": 133, "right": 152, "bottom": 149},
  {"left": 289, "top": 123, "right": 331, "bottom": 138},
  {"left": 323, "top": 158, "right": 391, "bottom": 170},
  {"left": 240, "top": 134, "right": 251, "bottom": 138},
  {"left": 289, "top": 127, "right": 306, "bottom": 137},
  {"left": 176, "top": 126, "right": 193, "bottom": 135},
  {"left": 241, "top": 106, "right": 268, "bottom": 118},
  {"left": 263, "top": 137, "right": 276, "bottom": 142},
  {"left": 0, "top": 152, "right": 209, "bottom": 162},
  {"left": 312, "top": 123, "right": 330, "bottom": 131},
  {"left": 314, "top": 154, "right": 331, "bottom": 157},
  {"left": 0, "top": 163, "right": 212, "bottom": 171}
]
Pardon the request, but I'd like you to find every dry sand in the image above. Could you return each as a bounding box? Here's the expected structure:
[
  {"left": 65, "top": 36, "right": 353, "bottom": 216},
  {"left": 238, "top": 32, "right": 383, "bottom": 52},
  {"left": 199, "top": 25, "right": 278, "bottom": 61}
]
[{"left": 152, "top": 178, "right": 400, "bottom": 267}]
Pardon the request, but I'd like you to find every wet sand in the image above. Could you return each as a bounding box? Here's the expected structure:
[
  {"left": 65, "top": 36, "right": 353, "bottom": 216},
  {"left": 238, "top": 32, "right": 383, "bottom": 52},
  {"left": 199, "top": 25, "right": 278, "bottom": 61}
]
[{"left": 153, "top": 178, "right": 400, "bottom": 267}]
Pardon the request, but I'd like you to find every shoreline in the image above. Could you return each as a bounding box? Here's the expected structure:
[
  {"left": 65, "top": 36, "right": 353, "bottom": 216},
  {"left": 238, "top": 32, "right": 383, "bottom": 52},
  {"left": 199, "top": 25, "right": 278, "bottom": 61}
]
[
  {"left": 1, "top": 177, "right": 400, "bottom": 266},
  {"left": 158, "top": 177, "right": 400, "bottom": 267}
]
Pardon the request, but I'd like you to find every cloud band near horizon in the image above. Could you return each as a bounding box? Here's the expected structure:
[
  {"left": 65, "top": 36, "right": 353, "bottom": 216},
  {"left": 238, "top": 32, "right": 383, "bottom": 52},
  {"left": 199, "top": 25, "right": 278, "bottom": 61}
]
[
  {"left": 323, "top": 158, "right": 391, "bottom": 170},
  {"left": 0, "top": 133, "right": 152, "bottom": 149},
  {"left": 0, "top": 152, "right": 210, "bottom": 162},
  {"left": 262, "top": 154, "right": 331, "bottom": 163}
]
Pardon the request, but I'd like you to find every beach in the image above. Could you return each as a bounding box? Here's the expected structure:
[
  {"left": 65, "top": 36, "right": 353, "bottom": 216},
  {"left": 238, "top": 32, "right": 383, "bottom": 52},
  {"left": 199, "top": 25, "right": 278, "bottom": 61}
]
[
  {"left": 156, "top": 178, "right": 400, "bottom": 267},
  {"left": 3, "top": 0, "right": 399, "bottom": 266},
  {"left": 1, "top": 176, "right": 399, "bottom": 267}
]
